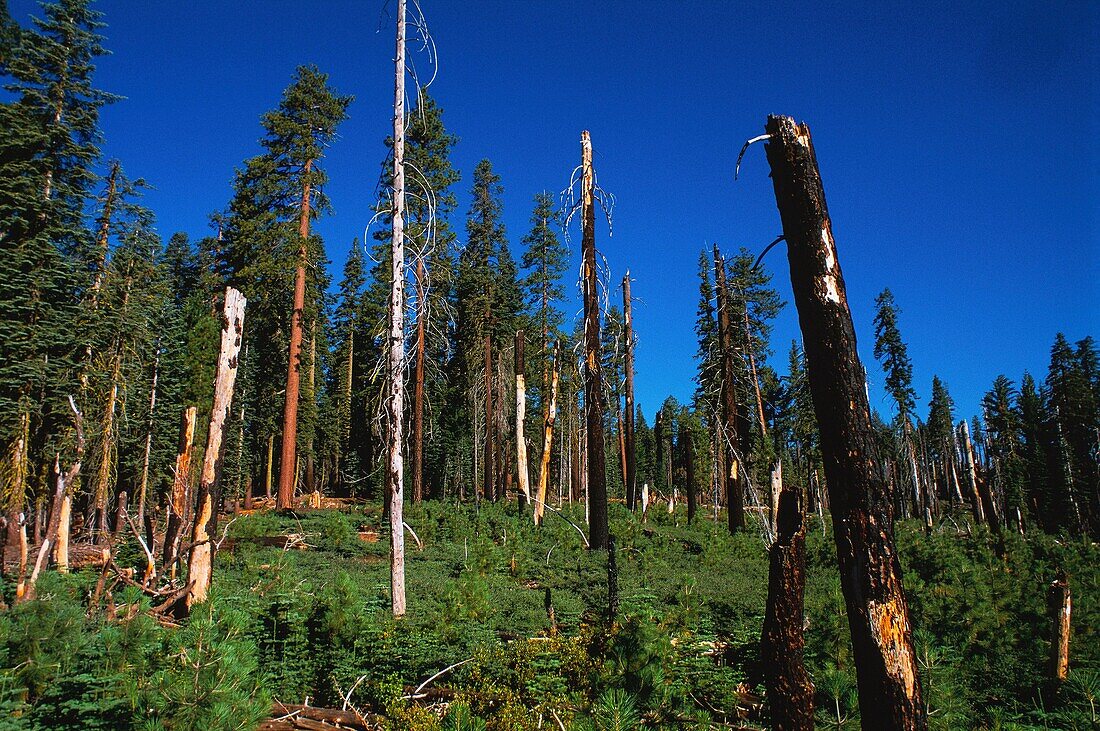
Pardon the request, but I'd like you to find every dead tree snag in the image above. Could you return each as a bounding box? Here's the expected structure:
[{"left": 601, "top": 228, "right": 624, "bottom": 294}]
[{"left": 764, "top": 114, "right": 925, "bottom": 729}]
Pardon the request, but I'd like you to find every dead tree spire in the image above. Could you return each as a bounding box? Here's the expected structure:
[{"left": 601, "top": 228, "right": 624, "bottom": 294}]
[
  {"left": 623, "top": 272, "right": 637, "bottom": 510},
  {"left": 763, "top": 114, "right": 925, "bottom": 729},
  {"left": 580, "top": 130, "right": 608, "bottom": 550}
]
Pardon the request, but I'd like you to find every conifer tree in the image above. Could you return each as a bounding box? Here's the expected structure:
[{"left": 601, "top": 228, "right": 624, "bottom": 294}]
[
  {"left": 219, "top": 65, "right": 349, "bottom": 509},
  {"left": 520, "top": 192, "right": 569, "bottom": 408}
]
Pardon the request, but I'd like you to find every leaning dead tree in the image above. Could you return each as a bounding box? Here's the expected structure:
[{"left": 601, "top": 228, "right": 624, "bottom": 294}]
[
  {"left": 386, "top": 0, "right": 408, "bottom": 617},
  {"left": 714, "top": 245, "right": 745, "bottom": 533},
  {"left": 579, "top": 131, "right": 608, "bottom": 550},
  {"left": 762, "top": 114, "right": 925, "bottom": 728},
  {"left": 760, "top": 481, "right": 814, "bottom": 730},
  {"left": 164, "top": 406, "right": 197, "bottom": 572},
  {"left": 1048, "top": 569, "right": 1071, "bottom": 685},
  {"left": 186, "top": 287, "right": 246, "bottom": 612}
]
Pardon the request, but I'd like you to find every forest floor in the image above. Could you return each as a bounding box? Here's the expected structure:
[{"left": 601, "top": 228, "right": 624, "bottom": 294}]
[{"left": 2, "top": 500, "right": 1098, "bottom": 730}]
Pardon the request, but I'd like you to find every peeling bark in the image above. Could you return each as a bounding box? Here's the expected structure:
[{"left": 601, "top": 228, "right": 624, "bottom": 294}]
[{"left": 185, "top": 287, "right": 246, "bottom": 612}]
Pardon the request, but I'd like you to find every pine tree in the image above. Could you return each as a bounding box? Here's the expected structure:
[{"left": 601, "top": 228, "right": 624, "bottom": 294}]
[
  {"left": 520, "top": 192, "right": 569, "bottom": 408},
  {"left": 692, "top": 248, "right": 719, "bottom": 413},
  {"left": 219, "top": 65, "right": 349, "bottom": 507},
  {"left": 982, "top": 374, "right": 1027, "bottom": 523},
  {"left": 872, "top": 288, "right": 916, "bottom": 423}
]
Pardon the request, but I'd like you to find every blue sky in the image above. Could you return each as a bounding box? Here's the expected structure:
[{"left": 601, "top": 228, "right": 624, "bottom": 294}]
[{"left": 12, "top": 0, "right": 1098, "bottom": 422}]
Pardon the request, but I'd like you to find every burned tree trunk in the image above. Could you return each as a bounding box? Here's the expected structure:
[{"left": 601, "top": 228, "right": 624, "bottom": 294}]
[
  {"left": 387, "top": 0, "right": 408, "bottom": 617},
  {"left": 277, "top": 159, "right": 313, "bottom": 510},
  {"left": 186, "top": 287, "right": 246, "bottom": 611},
  {"left": 580, "top": 131, "right": 608, "bottom": 550},
  {"left": 515, "top": 331, "right": 531, "bottom": 509},
  {"left": 164, "top": 406, "right": 197, "bottom": 570},
  {"left": 764, "top": 114, "right": 925, "bottom": 729},
  {"left": 761, "top": 482, "right": 814, "bottom": 730},
  {"left": 411, "top": 256, "right": 427, "bottom": 504},
  {"left": 714, "top": 245, "right": 744, "bottom": 533},
  {"left": 623, "top": 273, "right": 637, "bottom": 511},
  {"left": 535, "top": 341, "right": 561, "bottom": 525}
]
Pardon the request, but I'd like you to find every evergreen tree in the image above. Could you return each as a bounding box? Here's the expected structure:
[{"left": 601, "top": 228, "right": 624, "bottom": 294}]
[
  {"left": 520, "top": 191, "right": 568, "bottom": 408},
  {"left": 872, "top": 288, "right": 917, "bottom": 423},
  {"left": 692, "top": 248, "right": 718, "bottom": 413},
  {"left": 219, "top": 65, "right": 348, "bottom": 499}
]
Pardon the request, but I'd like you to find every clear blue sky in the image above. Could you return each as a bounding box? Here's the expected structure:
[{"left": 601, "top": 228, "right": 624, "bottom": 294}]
[{"left": 13, "top": 0, "right": 1098, "bottom": 423}]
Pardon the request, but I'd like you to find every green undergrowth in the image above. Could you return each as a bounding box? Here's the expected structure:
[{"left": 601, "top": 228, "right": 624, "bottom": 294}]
[{"left": 1, "top": 502, "right": 1097, "bottom": 729}]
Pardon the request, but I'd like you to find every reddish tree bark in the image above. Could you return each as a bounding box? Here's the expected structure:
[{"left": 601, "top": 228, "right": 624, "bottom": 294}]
[
  {"left": 622, "top": 273, "right": 637, "bottom": 510},
  {"left": 277, "top": 159, "right": 313, "bottom": 510}
]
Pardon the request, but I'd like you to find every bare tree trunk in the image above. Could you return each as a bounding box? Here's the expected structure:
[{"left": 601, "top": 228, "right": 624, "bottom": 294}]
[
  {"left": 580, "top": 131, "right": 608, "bottom": 549},
  {"left": 411, "top": 256, "right": 426, "bottom": 503},
  {"left": 387, "top": 0, "right": 408, "bottom": 617},
  {"left": 685, "top": 428, "right": 697, "bottom": 524},
  {"left": 1048, "top": 569, "right": 1071, "bottom": 684},
  {"left": 535, "top": 341, "right": 561, "bottom": 525},
  {"left": 714, "top": 245, "right": 744, "bottom": 533},
  {"left": 22, "top": 403, "right": 84, "bottom": 602},
  {"left": 185, "top": 288, "right": 245, "bottom": 611},
  {"left": 959, "top": 420, "right": 985, "bottom": 526},
  {"left": 164, "top": 407, "right": 197, "bottom": 570},
  {"left": 515, "top": 330, "right": 531, "bottom": 509},
  {"left": 483, "top": 323, "right": 494, "bottom": 502},
  {"left": 278, "top": 160, "right": 313, "bottom": 510},
  {"left": 265, "top": 433, "right": 274, "bottom": 500},
  {"left": 55, "top": 495, "right": 71, "bottom": 573},
  {"left": 621, "top": 274, "right": 638, "bottom": 512},
  {"left": 93, "top": 339, "right": 123, "bottom": 540},
  {"left": 764, "top": 114, "right": 925, "bottom": 729},
  {"left": 770, "top": 460, "right": 783, "bottom": 534},
  {"left": 761, "top": 480, "right": 814, "bottom": 730},
  {"left": 137, "top": 348, "right": 160, "bottom": 525}
]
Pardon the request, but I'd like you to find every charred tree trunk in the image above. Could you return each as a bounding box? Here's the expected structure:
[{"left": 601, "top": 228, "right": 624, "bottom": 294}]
[
  {"left": 411, "top": 256, "right": 426, "bottom": 503},
  {"left": 761, "top": 481, "right": 814, "bottom": 730},
  {"left": 387, "top": 0, "right": 408, "bottom": 617},
  {"left": 277, "top": 159, "right": 313, "bottom": 510},
  {"left": 764, "top": 114, "right": 925, "bottom": 729},
  {"left": 164, "top": 407, "right": 197, "bottom": 570},
  {"left": 622, "top": 273, "right": 637, "bottom": 511},
  {"left": 515, "top": 331, "right": 531, "bottom": 509},
  {"left": 580, "top": 131, "right": 609, "bottom": 549},
  {"left": 185, "top": 287, "right": 245, "bottom": 612},
  {"left": 535, "top": 341, "right": 561, "bottom": 525},
  {"left": 714, "top": 245, "right": 744, "bottom": 533}
]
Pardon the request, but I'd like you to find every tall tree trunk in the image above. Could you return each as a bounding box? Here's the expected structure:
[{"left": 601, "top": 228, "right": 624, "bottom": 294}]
[
  {"left": 411, "top": 256, "right": 426, "bottom": 503},
  {"left": 742, "top": 303, "right": 769, "bottom": 440},
  {"left": 164, "top": 406, "right": 197, "bottom": 570},
  {"left": 535, "top": 341, "right": 561, "bottom": 525},
  {"left": 580, "top": 131, "right": 608, "bottom": 550},
  {"left": 93, "top": 341, "right": 123, "bottom": 540},
  {"left": 959, "top": 420, "right": 985, "bottom": 526},
  {"left": 277, "top": 159, "right": 313, "bottom": 510},
  {"left": 685, "top": 429, "right": 697, "bottom": 524},
  {"left": 387, "top": 0, "right": 408, "bottom": 617},
  {"left": 761, "top": 480, "right": 814, "bottom": 730},
  {"left": 515, "top": 330, "right": 531, "bottom": 509},
  {"left": 265, "top": 433, "right": 274, "bottom": 500},
  {"left": 764, "top": 114, "right": 925, "bottom": 729},
  {"left": 2, "top": 413, "right": 29, "bottom": 579},
  {"left": 622, "top": 273, "right": 637, "bottom": 510},
  {"left": 185, "top": 288, "right": 245, "bottom": 612},
  {"left": 483, "top": 321, "right": 494, "bottom": 502},
  {"left": 136, "top": 348, "right": 159, "bottom": 526},
  {"left": 714, "top": 245, "right": 744, "bottom": 533}
]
